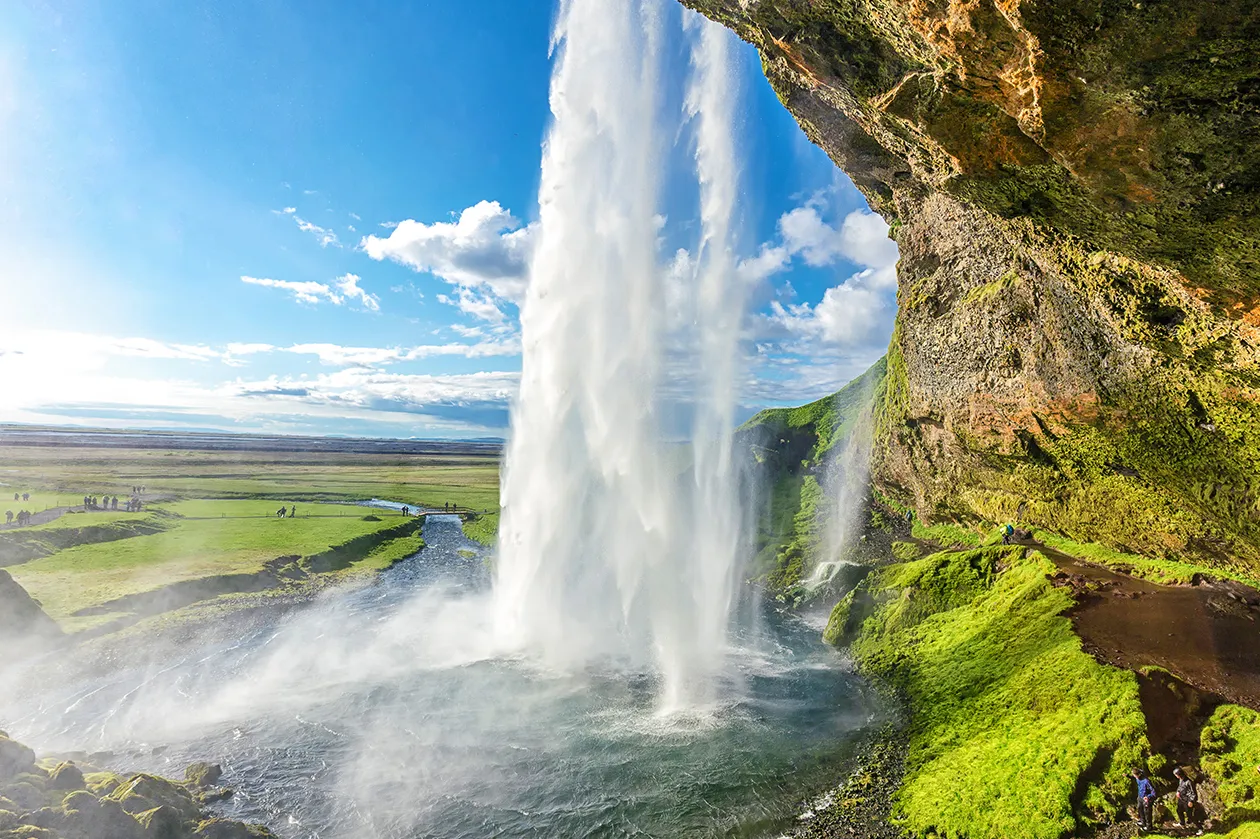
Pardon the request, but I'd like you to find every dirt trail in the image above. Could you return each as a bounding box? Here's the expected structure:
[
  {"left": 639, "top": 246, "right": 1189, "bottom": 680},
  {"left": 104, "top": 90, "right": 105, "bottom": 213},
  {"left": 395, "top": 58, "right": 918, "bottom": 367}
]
[{"left": 1037, "top": 545, "right": 1260, "bottom": 712}]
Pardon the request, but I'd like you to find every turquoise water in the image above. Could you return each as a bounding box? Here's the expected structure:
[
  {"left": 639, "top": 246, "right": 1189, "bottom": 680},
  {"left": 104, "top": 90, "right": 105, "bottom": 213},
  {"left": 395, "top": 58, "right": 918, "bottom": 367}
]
[{"left": 2, "top": 516, "right": 886, "bottom": 838}]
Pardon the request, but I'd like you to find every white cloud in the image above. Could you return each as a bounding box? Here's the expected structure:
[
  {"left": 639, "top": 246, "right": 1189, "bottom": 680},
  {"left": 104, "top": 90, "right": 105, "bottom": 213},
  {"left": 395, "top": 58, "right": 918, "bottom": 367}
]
[
  {"left": 275, "top": 206, "right": 340, "bottom": 248},
  {"left": 334, "top": 273, "right": 380, "bottom": 312},
  {"left": 360, "top": 200, "right": 534, "bottom": 319},
  {"left": 284, "top": 339, "right": 518, "bottom": 367},
  {"left": 778, "top": 206, "right": 899, "bottom": 270},
  {"left": 241, "top": 275, "right": 343, "bottom": 306},
  {"left": 435, "top": 288, "right": 507, "bottom": 325}
]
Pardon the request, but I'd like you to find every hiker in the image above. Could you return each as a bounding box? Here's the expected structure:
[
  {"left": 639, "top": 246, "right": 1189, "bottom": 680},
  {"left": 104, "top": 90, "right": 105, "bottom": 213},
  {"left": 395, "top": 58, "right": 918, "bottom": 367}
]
[
  {"left": 12, "top": 493, "right": 17, "bottom": 502},
  {"left": 112, "top": 496, "right": 119, "bottom": 510},
  {"left": 401, "top": 506, "right": 409, "bottom": 517},
  {"left": 290, "top": 505, "right": 297, "bottom": 518},
  {"left": 4, "top": 511, "right": 11, "bottom": 525},
  {"left": 1174, "top": 767, "right": 1203, "bottom": 834},
  {"left": 276, "top": 507, "right": 286, "bottom": 519},
  {"left": 22, "top": 493, "right": 28, "bottom": 502},
  {"left": 1001, "top": 523, "right": 1016, "bottom": 545},
  {"left": 1132, "top": 768, "right": 1156, "bottom": 831}
]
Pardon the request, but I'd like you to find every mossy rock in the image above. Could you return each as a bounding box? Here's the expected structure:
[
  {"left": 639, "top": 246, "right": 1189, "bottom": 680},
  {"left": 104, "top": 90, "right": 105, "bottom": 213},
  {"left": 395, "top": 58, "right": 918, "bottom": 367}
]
[
  {"left": 134, "top": 805, "right": 187, "bottom": 839},
  {"left": 1, "top": 782, "right": 47, "bottom": 812},
  {"left": 104, "top": 775, "right": 200, "bottom": 822},
  {"left": 361, "top": 514, "right": 382, "bottom": 522},
  {"left": 84, "top": 772, "right": 124, "bottom": 796},
  {"left": 2, "top": 826, "right": 56, "bottom": 839},
  {"left": 0, "top": 812, "right": 17, "bottom": 832},
  {"left": 47, "top": 764, "right": 84, "bottom": 792},
  {"left": 182, "top": 764, "right": 221, "bottom": 790},
  {"left": 0, "top": 738, "right": 36, "bottom": 785},
  {"left": 194, "top": 819, "right": 276, "bottom": 839}
]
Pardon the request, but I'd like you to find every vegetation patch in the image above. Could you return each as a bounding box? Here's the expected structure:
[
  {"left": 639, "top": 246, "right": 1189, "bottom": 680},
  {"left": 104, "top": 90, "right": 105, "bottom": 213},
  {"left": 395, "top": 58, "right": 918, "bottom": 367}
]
[
  {"left": 1201, "top": 705, "right": 1260, "bottom": 828},
  {"left": 8, "top": 501, "right": 422, "bottom": 631},
  {"left": 461, "top": 511, "right": 499, "bottom": 547},
  {"left": 827, "top": 546, "right": 1150, "bottom": 838}
]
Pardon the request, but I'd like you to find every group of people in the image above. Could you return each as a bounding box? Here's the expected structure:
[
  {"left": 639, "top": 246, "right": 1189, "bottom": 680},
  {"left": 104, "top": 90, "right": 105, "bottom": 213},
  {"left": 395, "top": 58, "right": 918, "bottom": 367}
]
[
  {"left": 5, "top": 510, "right": 32, "bottom": 526},
  {"left": 82, "top": 495, "right": 144, "bottom": 512},
  {"left": 1132, "top": 766, "right": 1205, "bottom": 834},
  {"left": 12, "top": 492, "right": 29, "bottom": 502},
  {"left": 275, "top": 505, "right": 298, "bottom": 518}
]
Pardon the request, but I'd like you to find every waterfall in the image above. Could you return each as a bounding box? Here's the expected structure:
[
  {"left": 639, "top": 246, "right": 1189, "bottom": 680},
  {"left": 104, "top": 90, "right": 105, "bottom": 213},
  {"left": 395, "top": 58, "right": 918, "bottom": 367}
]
[{"left": 493, "top": 0, "right": 749, "bottom": 712}]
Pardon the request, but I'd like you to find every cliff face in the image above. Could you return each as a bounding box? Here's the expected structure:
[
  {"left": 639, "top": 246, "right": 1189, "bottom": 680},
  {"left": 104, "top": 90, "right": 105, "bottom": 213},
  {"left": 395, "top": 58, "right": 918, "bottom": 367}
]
[{"left": 688, "top": 0, "right": 1260, "bottom": 575}]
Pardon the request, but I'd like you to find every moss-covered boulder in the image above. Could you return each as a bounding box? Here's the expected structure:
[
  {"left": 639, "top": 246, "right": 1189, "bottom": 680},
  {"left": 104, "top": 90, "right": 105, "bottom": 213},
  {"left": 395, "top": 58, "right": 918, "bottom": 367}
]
[
  {"left": 46, "top": 764, "right": 84, "bottom": 793},
  {"left": 181, "top": 765, "right": 221, "bottom": 790},
  {"left": 193, "top": 819, "right": 275, "bottom": 839},
  {"left": 104, "top": 776, "right": 200, "bottom": 822},
  {"left": 134, "top": 805, "right": 187, "bottom": 839},
  {"left": 0, "top": 736, "right": 37, "bottom": 785}
]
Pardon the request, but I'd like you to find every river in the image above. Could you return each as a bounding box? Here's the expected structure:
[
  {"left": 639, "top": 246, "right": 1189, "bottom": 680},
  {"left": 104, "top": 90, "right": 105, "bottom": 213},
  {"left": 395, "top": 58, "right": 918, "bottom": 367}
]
[{"left": 1, "top": 515, "right": 886, "bottom": 838}]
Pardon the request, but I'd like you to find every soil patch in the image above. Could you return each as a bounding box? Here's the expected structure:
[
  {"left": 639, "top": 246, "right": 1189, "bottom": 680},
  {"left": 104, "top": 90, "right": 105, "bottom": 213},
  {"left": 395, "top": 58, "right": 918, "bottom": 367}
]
[{"left": 1041, "top": 546, "right": 1260, "bottom": 711}]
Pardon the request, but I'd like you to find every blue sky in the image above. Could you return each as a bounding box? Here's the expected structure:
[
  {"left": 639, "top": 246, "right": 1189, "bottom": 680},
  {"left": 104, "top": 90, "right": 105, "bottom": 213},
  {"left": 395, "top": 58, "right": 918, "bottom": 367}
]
[{"left": 0, "top": 0, "right": 897, "bottom": 439}]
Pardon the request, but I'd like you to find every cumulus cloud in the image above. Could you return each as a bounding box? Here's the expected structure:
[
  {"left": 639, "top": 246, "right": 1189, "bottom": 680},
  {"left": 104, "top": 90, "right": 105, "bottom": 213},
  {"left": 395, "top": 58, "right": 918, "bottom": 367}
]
[{"left": 361, "top": 200, "right": 534, "bottom": 322}]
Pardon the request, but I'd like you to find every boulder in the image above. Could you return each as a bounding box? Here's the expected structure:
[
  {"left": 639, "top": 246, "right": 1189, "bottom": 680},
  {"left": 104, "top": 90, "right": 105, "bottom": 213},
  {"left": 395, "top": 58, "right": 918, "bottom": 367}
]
[
  {"left": 0, "top": 736, "right": 37, "bottom": 784},
  {"left": 181, "top": 764, "right": 221, "bottom": 790},
  {"left": 46, "top": 765, "right": 84, "bottom": 793},
  {"left": 134, "top": 805, "right": 186, "bottom": 839},
  {"left": 104, "top": 776, "right": 199, "bottom": 822},
  {"left": 0, "top": 809, "right": 18, "bottom": 831},
  {"left": 193, "top": 820, "right": 270, "bottom": 839},
  {"left": 2, "top": 780, "right": 48, "bottom": 811}
]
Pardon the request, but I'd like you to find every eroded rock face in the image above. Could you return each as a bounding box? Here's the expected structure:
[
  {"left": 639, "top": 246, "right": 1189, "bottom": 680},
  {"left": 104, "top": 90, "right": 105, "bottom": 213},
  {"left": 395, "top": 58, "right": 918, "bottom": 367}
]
[{"left": 687, "top": 0, "right": 1260, "bottom": 572}]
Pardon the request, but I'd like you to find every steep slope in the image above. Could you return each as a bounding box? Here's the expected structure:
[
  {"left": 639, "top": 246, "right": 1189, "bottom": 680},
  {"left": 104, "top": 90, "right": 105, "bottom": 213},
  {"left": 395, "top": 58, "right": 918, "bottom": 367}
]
[
  {"left": 688, "top": 0, "right": 1260, "bottom": 578},
  {"left": 739, "top": 358, "right": 886, "bottom": 591}
]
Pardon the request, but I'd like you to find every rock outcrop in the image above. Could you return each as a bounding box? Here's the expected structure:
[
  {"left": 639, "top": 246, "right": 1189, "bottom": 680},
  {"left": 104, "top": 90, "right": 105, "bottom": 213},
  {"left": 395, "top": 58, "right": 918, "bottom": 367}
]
[
  {"left": 0, "top": 731, "right": 273, "bottom": 839},
  {"left": 687, "top": 0, "right": 1260, "bottom": 577}
]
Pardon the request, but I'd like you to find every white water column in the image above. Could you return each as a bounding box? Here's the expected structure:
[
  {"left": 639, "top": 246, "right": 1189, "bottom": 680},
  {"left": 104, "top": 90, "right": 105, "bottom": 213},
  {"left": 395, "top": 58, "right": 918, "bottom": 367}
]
[{"left": 494, "top": 0, "right": 748, "bottom": 712}]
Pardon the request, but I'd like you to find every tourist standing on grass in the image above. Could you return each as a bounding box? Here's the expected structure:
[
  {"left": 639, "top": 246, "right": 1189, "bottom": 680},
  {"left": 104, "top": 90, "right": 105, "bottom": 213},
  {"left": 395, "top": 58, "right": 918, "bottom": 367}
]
[{"left": 1132, "top": 768, "right": 1156, "bottom": 831}]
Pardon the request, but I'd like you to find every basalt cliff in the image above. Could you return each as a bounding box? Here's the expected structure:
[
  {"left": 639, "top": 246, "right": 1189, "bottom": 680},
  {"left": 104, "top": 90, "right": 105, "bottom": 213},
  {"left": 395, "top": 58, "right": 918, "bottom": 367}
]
[
  {"left": 691, "top": 0, "right": 1260, "bottom": 575},
  {"left": 696, "top": 3, "right": 1260, "bottom": 837}
]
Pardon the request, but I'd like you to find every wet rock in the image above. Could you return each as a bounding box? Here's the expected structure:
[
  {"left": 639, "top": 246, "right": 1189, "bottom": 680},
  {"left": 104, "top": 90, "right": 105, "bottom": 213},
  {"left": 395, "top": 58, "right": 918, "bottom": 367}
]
[
  {"left": 104, "top": 776, "right": 200, "bottom": 822},
  {"left": 47, "top": 764, "right": 84, "bottom": 792},
  {"left": 194, "top": 819, "right": 276, "bottom": 839},
  {"left": 182, "top": 764, "right": 221, "bottom": 789},
  {"left": 0, "top": 809, "right": 18, "bottom": 831},
  {"left": 0, "top": 735, "right": 37, "bottom": 784},
  {"left": 2, "top": 780, "right": 48, "bottom": 811},
  {"left": 134, "top": 805, "right": 186, "bottom": 839}
]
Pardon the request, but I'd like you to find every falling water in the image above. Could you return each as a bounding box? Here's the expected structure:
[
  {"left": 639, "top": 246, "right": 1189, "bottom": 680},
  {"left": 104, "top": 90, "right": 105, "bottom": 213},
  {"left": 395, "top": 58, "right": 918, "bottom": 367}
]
[
  {"left": 494, "top": 0, "right": 750, "bottom": 711},
  {"left": 804, "top": 387, "right": 876, "bottom": 592}
]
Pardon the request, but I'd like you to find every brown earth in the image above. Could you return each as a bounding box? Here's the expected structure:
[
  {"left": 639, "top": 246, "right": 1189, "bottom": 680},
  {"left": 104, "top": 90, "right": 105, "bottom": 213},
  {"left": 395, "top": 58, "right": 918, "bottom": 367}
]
[{"left": 1039, "top": 544, "right": 1260, "bottom": 765}]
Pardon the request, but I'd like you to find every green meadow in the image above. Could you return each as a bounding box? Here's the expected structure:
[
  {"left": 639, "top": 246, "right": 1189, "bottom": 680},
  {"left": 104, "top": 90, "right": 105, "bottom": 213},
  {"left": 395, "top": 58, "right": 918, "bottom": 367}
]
[{"left": 0, "top": 437, "right": 502, "bottom": 633}]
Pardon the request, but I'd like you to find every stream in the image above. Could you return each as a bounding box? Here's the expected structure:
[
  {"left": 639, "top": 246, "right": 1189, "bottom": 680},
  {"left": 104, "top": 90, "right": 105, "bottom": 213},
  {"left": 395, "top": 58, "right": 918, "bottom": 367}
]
[{"left": 1, "top": 515, "right": 886, "bottom": 838}]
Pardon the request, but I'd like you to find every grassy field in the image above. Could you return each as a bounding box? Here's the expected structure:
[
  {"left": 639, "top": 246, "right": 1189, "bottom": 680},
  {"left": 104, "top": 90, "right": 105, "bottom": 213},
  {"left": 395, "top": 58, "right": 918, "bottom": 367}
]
[
  {"left": 0, "top": 436, "right": 502, "bottom": 634},
  {"left": 0, "top": 444, "right": 500, "bottom": 511}
]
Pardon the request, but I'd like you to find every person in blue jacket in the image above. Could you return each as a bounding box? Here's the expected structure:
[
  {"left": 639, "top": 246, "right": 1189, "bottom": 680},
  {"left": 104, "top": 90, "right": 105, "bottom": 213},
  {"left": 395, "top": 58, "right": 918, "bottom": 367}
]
[{"left": 1131, "top": 768, "right": 1157, "bottom": 831}]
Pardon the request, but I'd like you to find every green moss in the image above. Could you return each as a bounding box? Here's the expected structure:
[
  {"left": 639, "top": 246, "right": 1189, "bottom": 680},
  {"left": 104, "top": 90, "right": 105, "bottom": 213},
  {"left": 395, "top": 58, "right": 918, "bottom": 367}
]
[
  {"left": 910, "top": 518, "right": 983, "bottom": 547},
  {"left": 1201, "top": 705, "right": 1260, "bottom": 827},
  {"left": 833, "top": 547, "right": 1149, "bottom": 838},
  {"left": 890, "top": 540, "right": 921, "bottom": 560}
]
